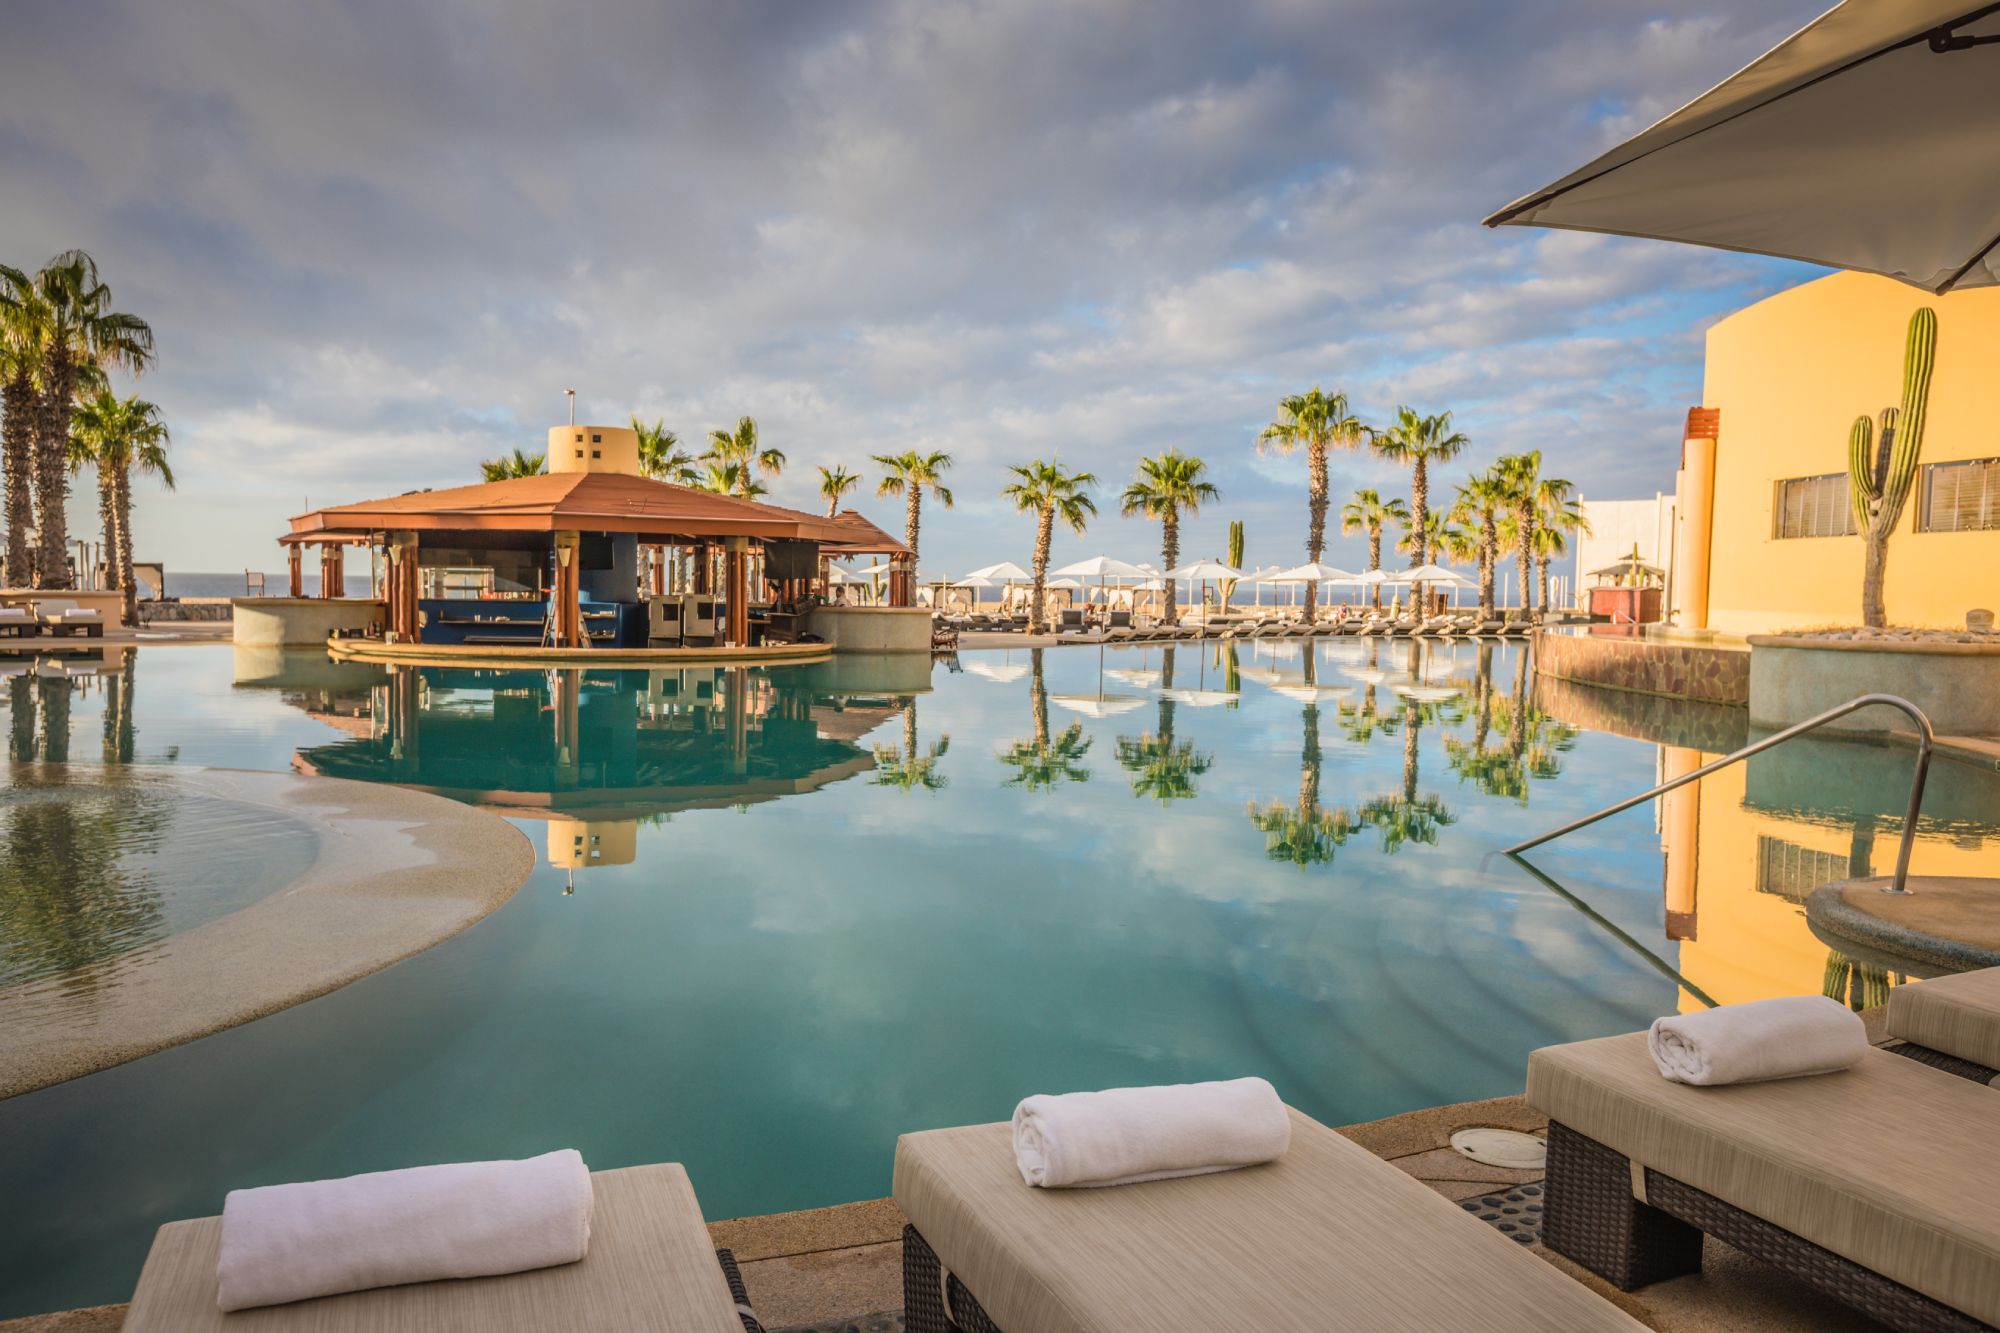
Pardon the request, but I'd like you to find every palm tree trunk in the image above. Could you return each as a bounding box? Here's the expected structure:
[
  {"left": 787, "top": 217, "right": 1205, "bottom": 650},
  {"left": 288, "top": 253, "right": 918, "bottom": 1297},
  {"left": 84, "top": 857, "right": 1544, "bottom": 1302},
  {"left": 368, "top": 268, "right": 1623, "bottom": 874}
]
[
  {"left": 1029, "top": 648, "right": 1049, "bottom": 749},
  {"left": 906, "top": 488, "right": 922, "bottom": 567},
  {"left": 7, "top": 671, "right": 34, "bottom": 761},
  {"left": 1402, "top": 713, "right": 1420, "bottom": 802},
  {"left": 1537, "top": 551, "right": 1552, "bottom": 615},
  {"left": 1367, "top": 528, "right": 1382, "bottom": 610},
  {"left": 116, "top": 649, "right": 136, "bottom": 761},
  {"left": 1030, "top": 508, "right": 1054, "bottom": 634},
  {"left": 1409, "top": 459, "right": 1428, "bottom": 569},
  {"left": 1479, "top": 517, "right": 1496, "bottom": 619},
  {"left": 37, "top": 669, "right": 69, "bottom": 761},
  {"left": 1515, "top": 505, "right": 1533, "bottom": 615},
  {"left": 1299, "top": 702, "right": 1321, "bottom": 814},
  {"left": 35, "top": 349, "right": 77, "bottom": 588},
  {"left": 3, "top": 372, "right": 35, "bottom": 586},
  {"left": 1161, "top": 512, "right": 1180, "bottom": 625},
  {"left": 902, "top": 703, "right": 917, "bottom": 759},
  {"left": 1304, "top": 438, "right": 1328, "bottom": 617}
]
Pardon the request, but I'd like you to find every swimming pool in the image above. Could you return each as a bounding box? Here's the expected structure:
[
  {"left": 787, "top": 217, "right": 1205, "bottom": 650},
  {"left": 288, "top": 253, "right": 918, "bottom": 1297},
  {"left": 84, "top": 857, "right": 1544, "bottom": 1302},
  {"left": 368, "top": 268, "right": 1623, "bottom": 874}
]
[{"left": 2, "top": 639, "right": 1996, "bottom": 1317}]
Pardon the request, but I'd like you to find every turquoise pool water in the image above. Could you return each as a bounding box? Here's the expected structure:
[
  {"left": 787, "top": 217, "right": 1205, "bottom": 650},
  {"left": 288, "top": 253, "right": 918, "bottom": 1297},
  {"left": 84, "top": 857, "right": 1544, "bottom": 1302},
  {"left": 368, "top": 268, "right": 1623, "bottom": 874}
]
[{"left": 1, "top": 639, "right": 1996, "bottom": 1318}]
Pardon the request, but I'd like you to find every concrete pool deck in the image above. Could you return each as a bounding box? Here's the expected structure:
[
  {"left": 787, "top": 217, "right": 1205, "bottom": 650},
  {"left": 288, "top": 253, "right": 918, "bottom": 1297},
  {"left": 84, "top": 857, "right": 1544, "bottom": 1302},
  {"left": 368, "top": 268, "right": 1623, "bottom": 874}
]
[
  {"left": 0, "top": 766, "right": 533, "bottom": 1099},
  {"left": 1, "top": 1077, "right": 1896, "bottom": 1331}
]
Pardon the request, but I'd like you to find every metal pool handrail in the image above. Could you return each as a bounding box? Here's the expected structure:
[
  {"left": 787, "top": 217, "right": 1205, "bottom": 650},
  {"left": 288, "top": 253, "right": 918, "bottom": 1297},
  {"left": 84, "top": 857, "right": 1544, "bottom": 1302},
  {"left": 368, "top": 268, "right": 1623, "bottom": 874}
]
[{"left": 1505, "top": 693, "right": 1935, "bottom": 895}]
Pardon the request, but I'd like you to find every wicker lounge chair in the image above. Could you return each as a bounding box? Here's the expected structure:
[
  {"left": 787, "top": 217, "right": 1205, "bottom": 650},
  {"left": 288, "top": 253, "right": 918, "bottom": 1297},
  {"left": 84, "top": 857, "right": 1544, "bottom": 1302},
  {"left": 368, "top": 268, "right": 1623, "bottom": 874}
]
[
  {"left": 34, "top": 599, "right": 103, "bottom": 638},
  {"left": 125, "top": 1163, "right": 763, "bottom": 1332},
  {"left": 894, "top": 1107, "right": 1644, "bottom": 1333},
  {"left": 1529, "top": 1025, "right": 2000, "bottom": 1331}
]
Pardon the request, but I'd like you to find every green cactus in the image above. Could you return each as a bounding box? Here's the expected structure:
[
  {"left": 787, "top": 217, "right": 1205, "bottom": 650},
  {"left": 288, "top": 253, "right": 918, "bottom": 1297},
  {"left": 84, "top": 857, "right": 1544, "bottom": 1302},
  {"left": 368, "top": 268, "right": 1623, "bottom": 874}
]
[
  {"left": 1220, "top": 518, "right": 1245, "bottom": 610},
  {"left": 1846, "top": 308, "right": 1936, "bottom": 629}
]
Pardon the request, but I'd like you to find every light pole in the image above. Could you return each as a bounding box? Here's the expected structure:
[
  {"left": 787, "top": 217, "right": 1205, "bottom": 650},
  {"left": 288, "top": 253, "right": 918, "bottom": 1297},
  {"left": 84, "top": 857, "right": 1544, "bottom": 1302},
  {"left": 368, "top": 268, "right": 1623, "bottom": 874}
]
[{"left": 564, "top": 388, "right": 576, "bottom": 426}]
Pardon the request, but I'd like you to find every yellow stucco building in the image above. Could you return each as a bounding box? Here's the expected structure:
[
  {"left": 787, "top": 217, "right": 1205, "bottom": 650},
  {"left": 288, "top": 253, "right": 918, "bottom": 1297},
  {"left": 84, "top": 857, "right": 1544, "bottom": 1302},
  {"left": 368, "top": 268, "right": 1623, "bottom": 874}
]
[{"left": 1674, "top": 271, "right": 2000, "bottom": 634}]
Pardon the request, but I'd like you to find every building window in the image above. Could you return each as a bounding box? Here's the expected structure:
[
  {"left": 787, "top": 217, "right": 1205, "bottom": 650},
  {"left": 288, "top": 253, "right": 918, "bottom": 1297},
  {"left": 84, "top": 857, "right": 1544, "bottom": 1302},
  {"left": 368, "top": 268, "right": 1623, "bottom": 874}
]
[
  {"left": 1920, "top": 457, "right": 2000, "bottom": 533},
  {"left": 1773, "top": 473, "right": 1857, "bottom": 539},
  {"left": 1756, "top": 835, "right": 1852, "bottom": 901},
  {"left": 574, "top": 449, "right": 584, "bottom": 459},
  {"left": 591, "top": 450, "right": 601, "bottom": 459},
  {"left": 591, "top": 433, "right": 602, "bottom": 443}
]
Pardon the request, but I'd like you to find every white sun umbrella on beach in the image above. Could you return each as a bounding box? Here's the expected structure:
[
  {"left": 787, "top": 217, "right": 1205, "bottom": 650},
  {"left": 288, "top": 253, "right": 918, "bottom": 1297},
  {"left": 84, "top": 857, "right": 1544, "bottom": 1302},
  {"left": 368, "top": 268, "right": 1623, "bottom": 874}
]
[
  {"left": 1168, "top": 559, "right": 1243, "bottom": 616},
  {"left": 965, "top": 561, "right": 1031, "bottom": 581},
  {"left": 1485, "top": 0, "right": 2000, "bottom": 294}
]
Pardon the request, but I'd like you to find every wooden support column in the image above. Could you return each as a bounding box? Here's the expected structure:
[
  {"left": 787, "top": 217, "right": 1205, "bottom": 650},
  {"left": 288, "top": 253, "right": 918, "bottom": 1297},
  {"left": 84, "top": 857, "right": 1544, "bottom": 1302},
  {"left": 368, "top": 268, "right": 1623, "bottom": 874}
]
[
  {"left": 386, "top": 666, "right": 421, "bottom": 778},
  {"left": 287, "top": 544, "right": 304, "bottom": 598},
  {"left": 320, "top": 543, "right": 343, "bottom": 599},
  {"left": 553, "top": 668, "right": 581, "bottom": 784},
  {"left": 1660, "top": 745, "right": 1703, "bottom": 942},
  {"left": 724, "top": 666, "right": 749, "bottom": 775},
  {"left": 888, "top": 555, "right": 914, "bottom": 608},
  {"left": 553, "top": 531, "right": 583, "bottom": 647},
  {"left": 724, "top": 537, "right": 750, "bottom": 647},
  {"left": 386, "top": 531, "right": 420, "bottom": 641},
  {"left": 694, "top": 543, "right": 713, "bottom": 594},
  {"left": 649, "top": 545, "right": 666, "bottom": 596}
]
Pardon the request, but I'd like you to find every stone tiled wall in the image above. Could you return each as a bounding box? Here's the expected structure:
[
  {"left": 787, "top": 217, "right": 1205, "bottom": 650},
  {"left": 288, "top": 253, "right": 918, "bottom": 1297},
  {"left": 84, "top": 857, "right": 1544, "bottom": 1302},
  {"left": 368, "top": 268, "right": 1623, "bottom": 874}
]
[{"left": 1533, "top": 629, "right": 1749, "bottom": 707}]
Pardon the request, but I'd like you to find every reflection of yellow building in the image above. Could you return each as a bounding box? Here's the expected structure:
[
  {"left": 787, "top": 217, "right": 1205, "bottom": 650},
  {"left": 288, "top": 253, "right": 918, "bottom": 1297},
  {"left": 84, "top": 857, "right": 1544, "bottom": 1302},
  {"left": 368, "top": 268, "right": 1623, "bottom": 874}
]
[
  {"left": 545, "top": 818, "right": 639, "bottom": 870},
  {"left": 1663, "top": 756, "right": 2000, "bottom": 1012},
  {"left": 1677, "top": 272, "right": 2000, "bottom": 634}
]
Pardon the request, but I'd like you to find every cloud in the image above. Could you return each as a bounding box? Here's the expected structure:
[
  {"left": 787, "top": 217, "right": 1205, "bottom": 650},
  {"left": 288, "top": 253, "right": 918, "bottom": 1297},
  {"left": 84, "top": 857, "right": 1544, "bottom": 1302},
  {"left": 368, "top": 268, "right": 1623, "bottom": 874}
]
[{"left": 0, "top": 0, "right": 1824, "bottom": 575}]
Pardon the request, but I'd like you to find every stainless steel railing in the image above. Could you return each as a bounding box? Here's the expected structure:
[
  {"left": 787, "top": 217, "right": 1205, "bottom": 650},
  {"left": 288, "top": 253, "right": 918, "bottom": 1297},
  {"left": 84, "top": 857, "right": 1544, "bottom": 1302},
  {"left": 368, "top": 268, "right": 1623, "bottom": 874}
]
[{"left": 1505, "top": 693, "right": 1935, "bottom": 895}]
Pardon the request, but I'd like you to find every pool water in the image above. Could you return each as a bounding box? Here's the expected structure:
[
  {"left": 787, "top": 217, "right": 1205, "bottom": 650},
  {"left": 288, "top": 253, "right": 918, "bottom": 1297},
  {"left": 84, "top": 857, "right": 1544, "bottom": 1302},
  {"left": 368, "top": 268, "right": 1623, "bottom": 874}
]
[{"left": 1, "top": 639, "right": 1997, "bottom": 1318}]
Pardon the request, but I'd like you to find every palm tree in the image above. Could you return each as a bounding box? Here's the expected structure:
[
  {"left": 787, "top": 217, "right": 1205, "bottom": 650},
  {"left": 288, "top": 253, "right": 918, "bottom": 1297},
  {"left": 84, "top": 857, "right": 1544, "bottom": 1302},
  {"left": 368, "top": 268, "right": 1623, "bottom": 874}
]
[
  {"left": 1493, "top": 451, "right": 1542, "bottom": 614},
  {"left": 1395, "top": 508, "right": 1470, "bottom": 567},
  {"left": 1340, "top": 489, "right": 1408, "bottom": 610},
  {"left": 705, "top": 417, "right": 784, "bottom": 497},
  {"left": 1531, "top": 476, "right": 1588, "bottom": 613},
  {"left": 1119, "top": 451, "right": 1218, "bottom": 626},
  {"left": 999, "top": 650, "right": 1093, "bottom": 790},
  {"left": 480, "top": 447, "right": 545, "bottom": 481},
  {"left": 0, "top": 265, "right": 46, "bottom": 585},
  {"left": 1369, "top": 408, "right": 1469, "bottom": 574},
  {"left": 1257, "top": 388, "right": 1367, "bottom": 618},
  {"left": 26, "top": 252, "right": 155, "bottom": 588},
  {"left": 696, "top": 460, "right": 766, "bottom": 498},
  {"left": 873, "top": 450, "right": 953, "bottom": 566},
  {"left": 67, "top": 390, "right": 173, "bottom": 622},
  {"left": 818, "top": 464, "right": 861, "bottom": 517},
  {"left": 1455, "top": 471, "right": 1511, "bottom": 620},
  {"left": 1001, "top": 458, "right": 1097, "bottom": 634},
  {"left": 632, "top": 417, "right": 699, "bottom": 484}
]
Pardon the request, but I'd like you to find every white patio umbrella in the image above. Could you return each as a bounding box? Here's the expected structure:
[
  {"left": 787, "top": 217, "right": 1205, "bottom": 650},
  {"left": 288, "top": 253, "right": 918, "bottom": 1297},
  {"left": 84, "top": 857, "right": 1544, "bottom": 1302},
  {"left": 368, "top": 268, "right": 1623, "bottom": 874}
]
[
  {"left": 1050, "top": 693, "right": 1147, "bottom": 718},
  {"left": 965, "top": 561, "right": 1031, "bottom": 581},
  {"left": 1485, "top": 0, "right": 2000, "bottom": 293},
  {"left": 1052, "top": 555, "right": 1151, "bottom": 579},
  {"left": 1167, "top": 559, "right": 1244, "bottom": 617}
]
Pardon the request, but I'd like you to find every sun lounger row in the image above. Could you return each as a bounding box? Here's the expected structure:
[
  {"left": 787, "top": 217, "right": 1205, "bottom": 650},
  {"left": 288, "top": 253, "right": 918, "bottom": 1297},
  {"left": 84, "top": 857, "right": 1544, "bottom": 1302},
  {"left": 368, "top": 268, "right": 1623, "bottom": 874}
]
[
  {"left": 124, "top": 965, "right": 2000, "bottom": 1331},
  {"left": 0, "top": 599, "right": 105, "bottom": 638}
]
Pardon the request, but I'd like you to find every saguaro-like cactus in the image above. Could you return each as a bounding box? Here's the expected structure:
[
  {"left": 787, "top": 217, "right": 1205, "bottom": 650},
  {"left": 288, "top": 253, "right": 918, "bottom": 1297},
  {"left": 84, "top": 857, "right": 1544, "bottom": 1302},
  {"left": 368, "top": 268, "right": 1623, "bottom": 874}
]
[
  {"left": 1846, "top": 308, "right": 1936, "bottom": 629},
  {"left": 1222, "top": 518, "right": 1245, "bottom": 609}
]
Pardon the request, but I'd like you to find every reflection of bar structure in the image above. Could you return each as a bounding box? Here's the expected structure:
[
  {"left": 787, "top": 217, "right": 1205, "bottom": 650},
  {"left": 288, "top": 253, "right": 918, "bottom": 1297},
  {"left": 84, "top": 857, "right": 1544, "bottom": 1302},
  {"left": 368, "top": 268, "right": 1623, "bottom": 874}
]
[
  {"left": 279, "top": 425, "right": 912, "bottom": 653},
  {"left": 288, "top": 663, "right": 903, "bottom": 880}
]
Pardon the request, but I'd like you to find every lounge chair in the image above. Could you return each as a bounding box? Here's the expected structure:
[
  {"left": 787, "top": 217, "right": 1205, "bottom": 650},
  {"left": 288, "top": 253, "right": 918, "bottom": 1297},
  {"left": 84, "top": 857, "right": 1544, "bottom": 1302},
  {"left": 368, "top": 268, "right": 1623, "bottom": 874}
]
[
  {"left": 1882, "top": 964, "right": 2000, "bottom": 1081},
  {"left": 34, "top": 598, "right": 103, "bottom": 638},
  {"left": 1530, "top": 997, "right": 2000, "bottom": 1330},
  {"left": 895, "top": 1105, "right": 1643, "bottom": 1332},
  {"left": 125, "top": 1163, "right": 765, "bottom": 1331},
  {"left": 0, "top": 605, "right": 37, "bottom": 638}
]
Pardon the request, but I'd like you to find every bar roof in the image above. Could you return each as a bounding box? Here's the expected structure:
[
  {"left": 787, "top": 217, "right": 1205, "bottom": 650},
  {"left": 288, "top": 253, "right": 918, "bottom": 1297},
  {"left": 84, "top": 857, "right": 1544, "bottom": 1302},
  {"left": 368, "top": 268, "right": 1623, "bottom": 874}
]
[{"left": 285, "top": 471, "right": 908, "bottom": 554}]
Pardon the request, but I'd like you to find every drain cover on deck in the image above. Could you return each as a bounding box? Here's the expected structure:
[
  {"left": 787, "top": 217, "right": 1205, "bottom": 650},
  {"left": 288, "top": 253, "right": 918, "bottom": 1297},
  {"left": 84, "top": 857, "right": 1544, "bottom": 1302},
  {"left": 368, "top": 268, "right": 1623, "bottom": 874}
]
[
  {"left": 1449, "top": 1127, "right": 1547, "bottom": 1169},
  {"left": 1460, "top": 1184, "right": 1544, "bottom": 1245}
]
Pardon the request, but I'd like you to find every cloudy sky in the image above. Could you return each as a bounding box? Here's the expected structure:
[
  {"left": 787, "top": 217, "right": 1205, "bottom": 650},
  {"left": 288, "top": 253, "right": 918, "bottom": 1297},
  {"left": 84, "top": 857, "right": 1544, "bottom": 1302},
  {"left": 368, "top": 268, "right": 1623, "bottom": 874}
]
[{"left": 2, "top": 0, "right": 1827, "bottom": 579}]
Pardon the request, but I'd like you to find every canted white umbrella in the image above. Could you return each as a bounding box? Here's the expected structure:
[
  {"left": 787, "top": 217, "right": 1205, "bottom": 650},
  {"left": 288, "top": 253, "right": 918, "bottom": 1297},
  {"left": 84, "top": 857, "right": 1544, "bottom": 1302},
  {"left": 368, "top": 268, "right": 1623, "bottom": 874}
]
[
  {"left": 965, "top": 561, "right": 1032, "bottom": 581},
  {"left": 1485, "top": 1, "right": 2000, "bottom": 293},
  {"left": 1053, "top": 555, "right": 1151, "bottom": 579},
  {"left": 962, "top": 659, "right": 1031, "bottom": 683},
  {"left": 1269, "top": 561, "right": 1358, "bottom": 582},
  {"left": 1050, "top": 693, "right": 1147, "bottom": 718},
  {"left": 846, "top": 561, "right": 894, "bottom": 577},
  {"left": 1402, "top": 563, "right": 1469, "bottom": 585},
  {"left": 1046, "top": 576, "right": 1084, "bottom": 590},
  {"left": 1159, "top": 687, "right": 1238, "bottom": 708},
  {"left": 951, "top": 575, "right": 999, "bottom": 588}
]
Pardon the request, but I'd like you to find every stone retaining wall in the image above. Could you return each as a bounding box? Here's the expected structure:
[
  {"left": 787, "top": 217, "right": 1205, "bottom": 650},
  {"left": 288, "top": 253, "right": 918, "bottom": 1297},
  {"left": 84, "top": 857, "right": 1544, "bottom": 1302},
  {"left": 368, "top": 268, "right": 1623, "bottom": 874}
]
[{"left": 1533, "top": 628, "right": 1749, "bottom": 707}]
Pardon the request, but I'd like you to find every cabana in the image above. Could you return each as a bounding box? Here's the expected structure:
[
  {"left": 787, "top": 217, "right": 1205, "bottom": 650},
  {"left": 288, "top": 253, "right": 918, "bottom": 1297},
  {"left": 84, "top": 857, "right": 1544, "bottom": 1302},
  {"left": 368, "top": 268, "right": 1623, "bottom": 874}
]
[{"left": 279, "top": 426, "right": 910, "bottom": 655}]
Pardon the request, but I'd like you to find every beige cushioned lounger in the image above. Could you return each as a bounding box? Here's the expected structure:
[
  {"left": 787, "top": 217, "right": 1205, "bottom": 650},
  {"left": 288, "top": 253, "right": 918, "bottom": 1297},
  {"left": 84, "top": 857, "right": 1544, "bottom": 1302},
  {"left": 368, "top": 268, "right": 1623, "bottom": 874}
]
[
  {"left": 1889, "top": 966, "right": 2000, "bottom": 1073},
  {"left": 894, "top": 1106, "right": 1644, "bottom": 1332},
  {"left": 1530, "top": 1031, "right": 2000, "bottom": 1327},
  {"left": 124, "top": 1164, "right": 745, "bottom": 1332}
]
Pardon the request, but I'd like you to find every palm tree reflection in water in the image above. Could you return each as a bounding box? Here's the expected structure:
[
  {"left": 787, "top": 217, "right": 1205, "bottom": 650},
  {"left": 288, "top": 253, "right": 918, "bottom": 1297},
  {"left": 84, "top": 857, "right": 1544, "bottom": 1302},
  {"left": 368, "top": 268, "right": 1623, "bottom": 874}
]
[
  {"left": 1116, "top": 648, "right": 1213, "bottom": 805},
  {"left": 873, "top": 699, "right": 950, "bottom": 794},
  {"left": 999, "top": 649, "right": 1092, "bottom": 791}
]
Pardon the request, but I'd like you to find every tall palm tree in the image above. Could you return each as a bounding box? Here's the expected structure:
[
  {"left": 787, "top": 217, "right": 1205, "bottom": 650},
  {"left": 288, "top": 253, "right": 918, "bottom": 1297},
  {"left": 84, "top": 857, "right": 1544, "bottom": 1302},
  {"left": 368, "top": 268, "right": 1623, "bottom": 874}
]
[
  {"left": 873, "top": 450, "right": 953, "bottom": 565},
  {"left": 632, "top": 416, "right": 699, "bottom": 485},
  {"left": 1340, "top": 488, "right": 1408, "bottom": 610},
  {"left": 1257, "top": 388, "right": 1366, "bottom": 617},
  {"left": 0, "top": 265, "right": 46, "bottom": 586},
  {"left": 1001, "top": 458, "right": 1096, "bottom": 634},
  {"left": 27, "top": 252, "right": 154, "bottom": 588},
  {"left": 1531, "top": 476, "right": 1588, "bottom": 613},
  {"left": 817, "top": 464, "right": 861, "bottom": 517},
  {"left": 1455, "top": 471, "right": 1510, "bottom": 620},
  {"left": 1493, "top": 451, "right": 1542, "bottom": 614},
  {"left": 1369, "top": 408, "right": 1469, "bottom": 574},
  {"left": 705, "top": 416, "right": 784, "bottom": 497},
  {"left": 68, "top": 390, "right": 173, "bottom": 622},
  {"left": 1119, "top": 451, "right": 1219, "bottom": 626},
  {"left": 696, "top": 459, "right": 767, "bottom": 498},
  {"left": 480, "top": 447, "right": 544, "bottom": 481}
]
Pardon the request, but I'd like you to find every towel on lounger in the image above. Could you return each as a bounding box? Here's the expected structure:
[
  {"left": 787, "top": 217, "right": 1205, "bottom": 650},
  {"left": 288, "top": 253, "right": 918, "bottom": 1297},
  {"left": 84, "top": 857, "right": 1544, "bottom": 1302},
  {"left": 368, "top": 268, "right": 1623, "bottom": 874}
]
[
  {"left": 1012, "top": 1078, "right": 1290, "bottom": 1188},
  {"left": 1648, "top": 995, "right": 1867, "bottom": 1086},
  {"left": 216, "top": 1149, "right": 592, "bottom": 1311}
]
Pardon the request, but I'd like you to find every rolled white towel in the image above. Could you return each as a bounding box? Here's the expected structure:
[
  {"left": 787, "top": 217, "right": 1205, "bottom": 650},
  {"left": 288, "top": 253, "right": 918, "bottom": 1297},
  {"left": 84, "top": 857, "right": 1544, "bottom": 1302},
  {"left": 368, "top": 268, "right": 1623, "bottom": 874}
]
[
  {"left": 1012, "top": 1077, "right": 1291, "bottom": 1189},
  {"left": 216, "top": 1149, "right": 592, "bottom": 1311},
  {"left": 1648, "top": 996, "right": 1868, "bottom": 1086}
]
